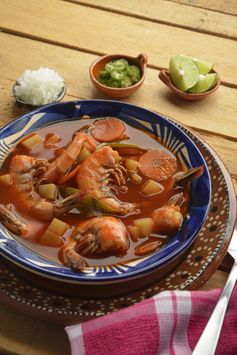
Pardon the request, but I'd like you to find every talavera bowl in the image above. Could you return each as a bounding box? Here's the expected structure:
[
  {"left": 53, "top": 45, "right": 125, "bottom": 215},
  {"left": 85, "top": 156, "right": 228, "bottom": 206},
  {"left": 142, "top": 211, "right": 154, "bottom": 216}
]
[{"left": 0, "top": 100, "right": 211, "bottom": 297}]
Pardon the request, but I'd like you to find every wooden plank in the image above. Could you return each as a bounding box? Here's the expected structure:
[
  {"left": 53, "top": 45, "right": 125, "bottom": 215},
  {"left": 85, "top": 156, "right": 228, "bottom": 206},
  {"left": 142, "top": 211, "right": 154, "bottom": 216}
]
[
  {"left": 0, "top": 0, "right": 237, "bottom": 87},
  {"left": 200, "top": 270, "right": 227, "bottom": 290},
  {"left": 0, "top": 304, "right": 70, "bottom": 355},
  {"left": 73, "top": 0, "right": 237, "bottom": 39},
  {"left": 0, "top": 33, "right": 237, "bottom": 141},
  {"left": 233, "top": 179, "right": 237, "bottom": 194},
  {"left": 197, "top": 132, "right": 237, "bottom": 179},
  {"left": 169, "top": 0, "right": 237, "bottom": 16}
]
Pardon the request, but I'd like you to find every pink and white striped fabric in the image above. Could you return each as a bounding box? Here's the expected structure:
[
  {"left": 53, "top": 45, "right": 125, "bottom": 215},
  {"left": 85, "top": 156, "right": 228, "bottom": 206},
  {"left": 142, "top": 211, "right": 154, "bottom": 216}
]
[{"left": 65, "top": 287, "right": 237, "bottom": 355}]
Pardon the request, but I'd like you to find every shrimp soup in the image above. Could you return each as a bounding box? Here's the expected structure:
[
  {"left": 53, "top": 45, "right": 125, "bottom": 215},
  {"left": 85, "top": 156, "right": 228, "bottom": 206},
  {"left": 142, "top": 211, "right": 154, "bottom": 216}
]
[{"left": 0, "top": 117, "right": 203, "bottom": 271}]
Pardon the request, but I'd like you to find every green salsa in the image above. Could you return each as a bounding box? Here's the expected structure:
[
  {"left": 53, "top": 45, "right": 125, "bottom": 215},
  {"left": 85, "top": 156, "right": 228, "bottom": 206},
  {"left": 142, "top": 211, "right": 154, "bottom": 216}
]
[{"left": 98, "top": 59, "right": 141, "bottom": 88}]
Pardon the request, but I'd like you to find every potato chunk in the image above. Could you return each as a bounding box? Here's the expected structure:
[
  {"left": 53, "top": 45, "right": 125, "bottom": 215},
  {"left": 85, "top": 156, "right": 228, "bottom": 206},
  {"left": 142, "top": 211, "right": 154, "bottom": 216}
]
[
  {"left": 128, "top": 225, "right": 142, "bottom": 242},
  {"left": 125, "top": 159, "right": 139, "bottom": 171},
  {"left": 39, "top": 218, "right": 69, "bottom": 247},
  {"left": 21, "top": 133, "right": 42, "bottom": 151},
  {"left": 48, "top": 218, "right": 69, "bottom": 236},
  {"left": 40, "top": 230, "right": 64, "bottom": 247},
  {"left": 141, "top": 179, "right": 164, "bottom": 196},
  {"left": 38, "top": 183, "right": 57, "bottom": 200},
  {"left": 133, "top": 218, "right": 153, "bottom": 237},
  {"left": 0, "top": 174, "right": 12, "bottom": 186}
]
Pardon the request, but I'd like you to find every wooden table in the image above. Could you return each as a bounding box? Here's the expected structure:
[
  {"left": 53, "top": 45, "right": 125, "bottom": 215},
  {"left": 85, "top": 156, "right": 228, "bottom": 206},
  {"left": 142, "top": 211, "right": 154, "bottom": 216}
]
[{"left": 0, "top": 1, "right": 236, "bottom": 354}]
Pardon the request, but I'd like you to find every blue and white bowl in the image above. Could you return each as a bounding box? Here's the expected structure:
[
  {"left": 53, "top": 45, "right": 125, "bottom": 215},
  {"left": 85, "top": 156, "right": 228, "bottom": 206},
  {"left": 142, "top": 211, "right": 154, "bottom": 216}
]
[{"left": 0, "top": 100, "right": 211, "bottom": 295}]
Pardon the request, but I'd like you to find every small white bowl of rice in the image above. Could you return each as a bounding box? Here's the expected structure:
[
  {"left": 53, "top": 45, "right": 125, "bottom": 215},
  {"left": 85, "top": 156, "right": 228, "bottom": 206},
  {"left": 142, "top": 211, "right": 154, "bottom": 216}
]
[{"left": 13, "top": 67, "right": 66, "bottom": 106}]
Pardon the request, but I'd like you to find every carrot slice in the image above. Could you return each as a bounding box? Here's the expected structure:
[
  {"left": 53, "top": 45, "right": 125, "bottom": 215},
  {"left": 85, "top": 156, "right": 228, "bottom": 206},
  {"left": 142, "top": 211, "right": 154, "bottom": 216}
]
[
  {"left": 90, "top": 117, "right": 126, "bottom": 142},
  {"left": 139, "top": 149, "right": 177, "bottom": 181},
  {"left": 57, "top": 165, "right": 80, "bottom": 186}
]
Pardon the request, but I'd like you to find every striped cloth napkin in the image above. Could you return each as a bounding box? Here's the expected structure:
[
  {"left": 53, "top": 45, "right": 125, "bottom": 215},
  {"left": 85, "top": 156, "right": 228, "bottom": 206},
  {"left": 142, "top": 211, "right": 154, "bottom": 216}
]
[{"left": 65, "top": 287, "right": 237, "bottom": 355}]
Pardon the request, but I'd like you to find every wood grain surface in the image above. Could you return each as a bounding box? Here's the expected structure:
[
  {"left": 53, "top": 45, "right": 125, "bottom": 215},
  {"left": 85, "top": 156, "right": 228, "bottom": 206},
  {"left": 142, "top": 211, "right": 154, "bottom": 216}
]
[
  {"left": 0, "top": 0, "right": 237, "bottom": 86},
  {"left": 0, "top": 0, "right": 236, "bottom": 354},
  {"left": 75, "top": 0, "right": 237, "bottom": 39},
  {"left": 170, "top": 0, "right": 237, "bottom": 16}
]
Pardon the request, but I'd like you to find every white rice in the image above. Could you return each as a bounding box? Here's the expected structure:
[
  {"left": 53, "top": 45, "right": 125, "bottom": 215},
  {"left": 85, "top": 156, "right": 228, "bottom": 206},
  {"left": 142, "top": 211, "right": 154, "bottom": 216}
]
[{"left": 14, "top": 67, "right": 65, "bottom": 106}]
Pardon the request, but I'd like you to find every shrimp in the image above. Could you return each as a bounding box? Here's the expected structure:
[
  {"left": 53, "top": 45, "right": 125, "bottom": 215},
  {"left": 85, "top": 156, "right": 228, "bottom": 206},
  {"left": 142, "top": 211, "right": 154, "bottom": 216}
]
[
  {"left": 134, "top": 168, "right": 203, "bottom": 238},
  {"left": 152, "top": 193, "right": 184, "bottom": 234},
  {"left": 0, "top": 204, "right": 28, "bottom": 236},
  {"left": 42, "top": 132, "right": 96, "bottom": 183},
  {"left": 152, "top": 166, "right": 204, "bottom": 233},
  {"left": 61, "top": 216, "right": 129, "bottom": 271},
  {"left": 9, "top": 155, "right": 85, "bottom": 221},
  {"left": 75, "top": 145, "right": 137, "bottom": 215}
]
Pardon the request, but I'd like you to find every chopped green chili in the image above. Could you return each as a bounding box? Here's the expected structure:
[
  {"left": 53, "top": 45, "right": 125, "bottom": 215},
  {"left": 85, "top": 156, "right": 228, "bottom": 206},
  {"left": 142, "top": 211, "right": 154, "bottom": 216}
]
[{"left": 98, "top": 59, "right": 141, "bottom": 88}]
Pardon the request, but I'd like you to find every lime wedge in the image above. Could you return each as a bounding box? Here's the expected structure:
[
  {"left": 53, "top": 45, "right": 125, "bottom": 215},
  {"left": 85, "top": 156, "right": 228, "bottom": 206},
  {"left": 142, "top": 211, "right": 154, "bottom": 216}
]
[
  {"left": 192, "top": 57, "right": 214, "bottom": 74},
  {"left": 169, "top": 55, "right": 199, "bottom": 91},
  {"left": 188, "top": 73, "right": 218, "bottom": 93}
]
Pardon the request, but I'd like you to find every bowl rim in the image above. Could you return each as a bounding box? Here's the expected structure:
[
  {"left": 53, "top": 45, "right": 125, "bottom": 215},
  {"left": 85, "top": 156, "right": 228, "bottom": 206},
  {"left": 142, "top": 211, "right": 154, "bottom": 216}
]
[
  {"left": 89, "top": 53, "right": 147, "bottom": 91},
  {"left": 0, "top": 99, "right": 211, "bottom": 283}
]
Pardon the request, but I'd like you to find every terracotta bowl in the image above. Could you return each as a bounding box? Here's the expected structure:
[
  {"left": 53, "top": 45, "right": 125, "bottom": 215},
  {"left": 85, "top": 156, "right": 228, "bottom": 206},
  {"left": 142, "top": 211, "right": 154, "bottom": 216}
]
[
  {"left": 159, "top": 69, "right": 220, "bottom": 101},
  {"left": 89, "top": 53, "right": 148, "bottom": 98}
]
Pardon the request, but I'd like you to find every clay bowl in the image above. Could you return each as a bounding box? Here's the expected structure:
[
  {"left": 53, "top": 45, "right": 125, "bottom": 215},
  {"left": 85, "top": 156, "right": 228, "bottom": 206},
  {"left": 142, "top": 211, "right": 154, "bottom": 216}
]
[
  {"left": 89, "top": 53, "right": 148, "bottom": 98},
  {"left": 159, "top": 69, "right": 220, "bottom": 101}
]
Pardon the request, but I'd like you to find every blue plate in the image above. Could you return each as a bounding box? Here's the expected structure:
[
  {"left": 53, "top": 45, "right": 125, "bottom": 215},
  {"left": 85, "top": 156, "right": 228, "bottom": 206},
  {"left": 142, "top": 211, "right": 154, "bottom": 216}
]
[{"left": 0, "top": 100, "right": 211, "bottom": 283}]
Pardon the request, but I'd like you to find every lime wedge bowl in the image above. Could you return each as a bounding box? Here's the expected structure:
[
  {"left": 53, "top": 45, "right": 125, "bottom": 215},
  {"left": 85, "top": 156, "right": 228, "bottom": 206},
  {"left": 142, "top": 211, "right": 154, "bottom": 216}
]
[{"left": 159, "top": 55, "right": 220, "bottom": 101}]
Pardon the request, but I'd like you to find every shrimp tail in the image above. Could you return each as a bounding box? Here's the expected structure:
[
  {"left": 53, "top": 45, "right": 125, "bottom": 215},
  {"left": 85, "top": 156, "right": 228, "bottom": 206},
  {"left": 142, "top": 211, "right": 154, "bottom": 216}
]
[
  {"left": 54, "top": 191, "right": 86, "bottom": 216},
  {"left": 0, "top": 204, "right": 28, "bottom": 236},
  {"left": 31, "top": 191, "right": 85, "bottom": 221},
  {"left": 60, "top": 241, "right": 89, "bottom": 271}
]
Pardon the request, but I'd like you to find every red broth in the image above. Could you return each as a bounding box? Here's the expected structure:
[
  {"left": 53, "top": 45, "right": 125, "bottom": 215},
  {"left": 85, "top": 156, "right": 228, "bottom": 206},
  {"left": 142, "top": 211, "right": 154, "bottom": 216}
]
[{"left": 0, "top": 118, "right": 190, "bottom": 266}]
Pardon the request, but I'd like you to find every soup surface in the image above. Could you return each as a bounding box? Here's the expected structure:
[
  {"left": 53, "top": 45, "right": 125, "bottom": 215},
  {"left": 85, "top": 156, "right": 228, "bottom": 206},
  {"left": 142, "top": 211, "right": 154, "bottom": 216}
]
[{"left": 0, "top": 117, "right": 202, "bottom": 271}]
